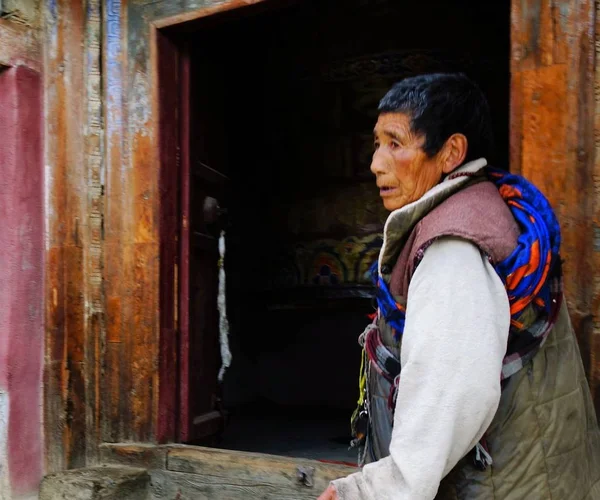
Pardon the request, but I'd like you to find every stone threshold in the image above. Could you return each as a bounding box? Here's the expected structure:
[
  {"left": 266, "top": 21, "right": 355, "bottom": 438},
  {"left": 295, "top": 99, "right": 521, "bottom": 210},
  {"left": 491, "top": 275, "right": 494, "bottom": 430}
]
[{"left": 40, "top": 443, "right": 356, "bottom": 499}]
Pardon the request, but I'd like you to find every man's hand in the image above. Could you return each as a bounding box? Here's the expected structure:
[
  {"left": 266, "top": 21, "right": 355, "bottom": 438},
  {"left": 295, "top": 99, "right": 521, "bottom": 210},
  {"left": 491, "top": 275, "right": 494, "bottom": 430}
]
[{"left": 317, "top": 484, "right": 339, "bottom": 500}]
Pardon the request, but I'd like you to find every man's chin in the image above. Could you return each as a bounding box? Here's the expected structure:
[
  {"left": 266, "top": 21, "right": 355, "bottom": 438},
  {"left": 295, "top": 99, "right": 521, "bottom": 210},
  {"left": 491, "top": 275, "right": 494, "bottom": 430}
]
[{"left": 383, "top": 198, "right": 405, "bottom": 212}]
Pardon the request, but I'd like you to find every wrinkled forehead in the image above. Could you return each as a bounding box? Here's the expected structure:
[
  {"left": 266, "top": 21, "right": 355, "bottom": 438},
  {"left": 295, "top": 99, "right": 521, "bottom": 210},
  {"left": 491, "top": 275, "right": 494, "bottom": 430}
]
[{"left": 373, "top": 112, "right": 418, "bottom": 140}]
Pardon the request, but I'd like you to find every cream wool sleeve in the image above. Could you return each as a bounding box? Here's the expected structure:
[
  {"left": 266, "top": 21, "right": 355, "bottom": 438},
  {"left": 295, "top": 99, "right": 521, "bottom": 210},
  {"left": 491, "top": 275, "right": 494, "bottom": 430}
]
[{"left": 331, "top": 237, "right": 511, "bottom": 500}]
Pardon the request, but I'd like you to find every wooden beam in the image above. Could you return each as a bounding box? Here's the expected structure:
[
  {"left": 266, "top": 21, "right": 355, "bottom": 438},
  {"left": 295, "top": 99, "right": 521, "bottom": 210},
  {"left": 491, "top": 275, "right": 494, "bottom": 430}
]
[
  {"left": 99, "top": 443, "right": 356, "bottom": 499},
  {"left": 83, "top": 0, "right": 104, "bottom": 467},
  {"left": 44, "top": 0, "right": 86, "bottom": 472},
  {"left": 152, "top": 0, "right": 270, "bottom": 29},
  {"left": 44, "top": 0, "right": 103, "bottom": 471},
  {"left": 103, "top": 0, "right": 129, "bottom": 443},
  {"left": 150, "top": 469, "right": 330, "bottom": 499},
  {"left": 104, "top": 0, "right": 159, "bottom": 443},
  {"left": 166, "top": 446, "right": 356, "bottom": 494}
]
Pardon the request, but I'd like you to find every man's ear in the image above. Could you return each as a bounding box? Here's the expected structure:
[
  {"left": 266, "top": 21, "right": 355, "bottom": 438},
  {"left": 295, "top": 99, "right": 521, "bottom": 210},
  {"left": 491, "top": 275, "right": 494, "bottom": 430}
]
[{"left": 440, "top": 134, "right": 468, "bottom": 174}]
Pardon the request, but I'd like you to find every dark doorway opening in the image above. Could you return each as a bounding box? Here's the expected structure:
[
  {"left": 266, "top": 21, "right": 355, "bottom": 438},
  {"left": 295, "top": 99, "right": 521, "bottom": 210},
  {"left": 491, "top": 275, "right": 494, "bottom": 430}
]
[{"left": 158, "top": 0, "right": 510, "bottom": 464}]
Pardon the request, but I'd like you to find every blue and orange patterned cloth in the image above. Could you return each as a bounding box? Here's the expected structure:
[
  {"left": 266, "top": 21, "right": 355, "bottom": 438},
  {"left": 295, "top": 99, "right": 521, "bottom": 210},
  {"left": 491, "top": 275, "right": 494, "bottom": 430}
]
[{"left": 371, "top": 167, "right": 563, "bottom": 382}]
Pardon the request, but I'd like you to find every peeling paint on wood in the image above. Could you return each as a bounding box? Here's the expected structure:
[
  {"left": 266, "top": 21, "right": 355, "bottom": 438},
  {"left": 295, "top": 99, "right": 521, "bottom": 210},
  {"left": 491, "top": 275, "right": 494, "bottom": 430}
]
[
  {"left": 44, "top": 0, "right": 103, "bottom": 472},
  {"left": 44, "top": 0, "right": 81, "bottom": 471},
  {"left": 104, "top": 0, "right": 129, "bottom": 445},
  {"left": 0, "top": 18, "right": 41, "bottom": 70},
  {"left": 2, "top": 0, "right": 40, "bottom": 27},
  {"left": 105, "top": 0, "right": 161, "bottom": 443},
  {"left": 0, "top": 64, "right": 44, "bottom": 497},
  {"left": 0, "top": 392, "right": 10, "bottom": 500}
]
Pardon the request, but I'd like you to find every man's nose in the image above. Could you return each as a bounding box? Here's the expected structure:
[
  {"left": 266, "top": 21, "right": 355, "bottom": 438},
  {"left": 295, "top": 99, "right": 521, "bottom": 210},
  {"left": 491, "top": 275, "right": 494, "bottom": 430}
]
[{"left": 370, "top": 151, "right": 387, "bottom": 176}]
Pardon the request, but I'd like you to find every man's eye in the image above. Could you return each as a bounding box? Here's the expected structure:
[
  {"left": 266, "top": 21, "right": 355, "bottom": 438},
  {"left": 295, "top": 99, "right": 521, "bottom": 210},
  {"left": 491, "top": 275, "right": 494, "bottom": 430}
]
[
  {"left": 374, "top": 141, "right": 380, "bottom": 150},
  {"left": 390, "top": 141, "right": 400, "bottom": 149}
]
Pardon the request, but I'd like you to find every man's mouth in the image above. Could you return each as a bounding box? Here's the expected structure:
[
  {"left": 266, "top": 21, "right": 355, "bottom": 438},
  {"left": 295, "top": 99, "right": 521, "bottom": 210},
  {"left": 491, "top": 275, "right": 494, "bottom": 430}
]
[{"left": 379, "top": 186, "right": 397, "bottom": 196}]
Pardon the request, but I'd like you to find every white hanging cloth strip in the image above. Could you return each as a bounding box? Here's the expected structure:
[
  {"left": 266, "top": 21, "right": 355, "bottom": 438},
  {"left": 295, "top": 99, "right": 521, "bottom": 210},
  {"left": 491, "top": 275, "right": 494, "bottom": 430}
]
[{"left": 217, "top": 230, "right": 232, "bottom": 382}]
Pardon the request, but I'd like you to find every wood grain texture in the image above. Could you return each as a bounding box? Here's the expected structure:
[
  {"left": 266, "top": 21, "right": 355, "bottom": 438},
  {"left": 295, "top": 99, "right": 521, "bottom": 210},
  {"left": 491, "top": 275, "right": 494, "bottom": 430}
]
[
  {"left": 103, "top": 0, "right": 137, "bottom": 444},
  {"left": 167, "top": 446, "right": 355, "bottom": 493},
  {"left": 102, "top": 0, "right": 162, "bottom": 443},
  {"left": 100, "top": 443, "right": 356, "bottom": 499},
  {"left": 511, "top": 0, "right": 600, "bottom": 413},
  {"left": 44, "top": 0, "right": 88, "bottom": 472},
  {"left": 44, "top": 0, "right": 105, "bottom": 470},
  {"left": 152, "top": 0, "right": 270, "bottom": 29},
  {"left": 40, "top": 465, "right": 149, "bottom": 500},
  {"left": 149, "top": 469, "right": 324, "bottom": 500},
  {"left": 511, "top": 0, "right": 569, "bottom": 71},
  {"left": 83, "top": 0, "right": 104, "bottom": 467},
  {"left": 0, "top": 18, "right": 41, "bottom": 70},
  {"left": 99, "top": 443, "right": 168, "bottom": 469}
]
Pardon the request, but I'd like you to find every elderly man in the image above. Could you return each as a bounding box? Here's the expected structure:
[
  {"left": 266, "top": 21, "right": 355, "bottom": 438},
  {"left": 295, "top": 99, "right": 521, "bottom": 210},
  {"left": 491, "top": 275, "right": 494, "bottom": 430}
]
[{"left": 318, "top": 74, "right": 600, "bottom": 500}]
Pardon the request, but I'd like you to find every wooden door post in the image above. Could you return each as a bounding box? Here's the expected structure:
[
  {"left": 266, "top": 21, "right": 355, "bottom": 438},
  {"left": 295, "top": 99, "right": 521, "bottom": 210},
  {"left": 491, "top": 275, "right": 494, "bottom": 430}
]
[{"left": 510, "top": 0, "right": 600, "bottom": 412}]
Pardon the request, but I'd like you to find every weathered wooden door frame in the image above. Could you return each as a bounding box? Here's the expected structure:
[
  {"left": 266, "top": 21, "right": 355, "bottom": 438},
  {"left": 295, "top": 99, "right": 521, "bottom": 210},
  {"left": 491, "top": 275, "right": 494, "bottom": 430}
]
[
  {"left": 41, "top": 0, "right": 596, "bottom": 472},
  {"left": 155, "top": 26, "right": 184, "bottom": 444},
  {"left": 157, "top": 24, "right": 225, "bottom": 444},
  {"left": 152, "top": 0, "right": 275, "bottom": 444}
]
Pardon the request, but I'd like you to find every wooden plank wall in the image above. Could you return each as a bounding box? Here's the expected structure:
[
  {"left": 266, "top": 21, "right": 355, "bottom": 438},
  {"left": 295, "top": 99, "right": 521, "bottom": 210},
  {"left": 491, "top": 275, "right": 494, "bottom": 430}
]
[
  {"left": 510, "top": 0, "right": 600, "bottom": 411},
  {"left": 83, "top": 0, "right": 104, "bottom": 467},
  {"left": 103, "top": 0, "right": 159, "bottom": 444},
  {"left": 44, "top": 0, "right": 103, "bottom": 471},
  {"left": 44, "top": 0, "right": 86, "bottom": 471}
]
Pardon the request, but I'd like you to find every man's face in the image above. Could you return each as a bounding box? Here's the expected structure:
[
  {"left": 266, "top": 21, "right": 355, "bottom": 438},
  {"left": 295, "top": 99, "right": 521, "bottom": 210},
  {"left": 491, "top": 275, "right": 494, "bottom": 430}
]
[{"left": 371, "top": 112, "right": 444, "bottom": 211}]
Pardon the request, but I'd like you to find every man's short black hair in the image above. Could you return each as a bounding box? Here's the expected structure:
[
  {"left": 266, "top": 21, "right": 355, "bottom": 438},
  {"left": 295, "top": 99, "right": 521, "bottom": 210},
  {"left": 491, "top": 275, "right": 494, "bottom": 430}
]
[{"left": 378, "top": 73, "right": 494, "bottom": 164}]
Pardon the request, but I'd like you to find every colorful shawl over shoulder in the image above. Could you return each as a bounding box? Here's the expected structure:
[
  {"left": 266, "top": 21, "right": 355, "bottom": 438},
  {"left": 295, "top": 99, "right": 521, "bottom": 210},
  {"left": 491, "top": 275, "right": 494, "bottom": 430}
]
[{"left": 372, "top": 167, "right": 563, "bottom": 381}]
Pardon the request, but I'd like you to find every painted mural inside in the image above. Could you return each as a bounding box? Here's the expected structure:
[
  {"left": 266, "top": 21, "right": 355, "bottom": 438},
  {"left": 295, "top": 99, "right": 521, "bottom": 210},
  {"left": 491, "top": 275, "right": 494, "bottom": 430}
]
[{"left": 266, "top": 234, "right": 383, "bottom": 289}]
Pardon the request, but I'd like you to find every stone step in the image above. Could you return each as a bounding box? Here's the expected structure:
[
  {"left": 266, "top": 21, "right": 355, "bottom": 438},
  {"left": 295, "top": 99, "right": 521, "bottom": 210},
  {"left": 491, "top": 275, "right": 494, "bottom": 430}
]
[
  {"left": 39, "top": 465, "right": 149, "bottom": 500},
  {"left": 101, "top": 443, "right": 356, "bottom": 500},
  {"left": 40, "top": 444, "right": 357, "bottom": 500}
]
